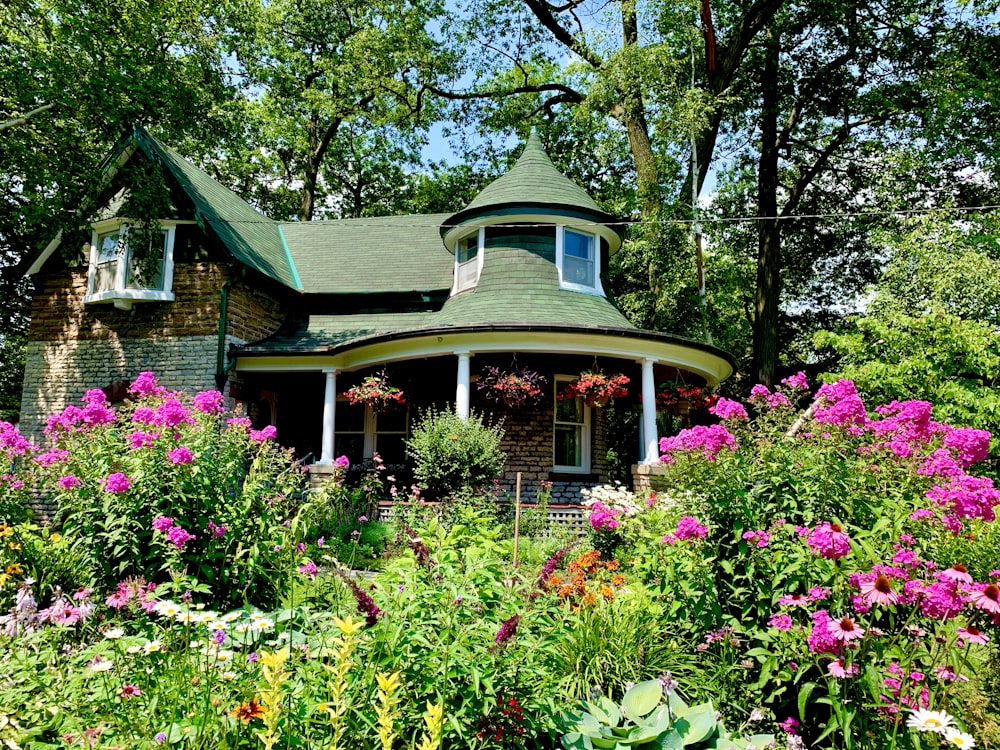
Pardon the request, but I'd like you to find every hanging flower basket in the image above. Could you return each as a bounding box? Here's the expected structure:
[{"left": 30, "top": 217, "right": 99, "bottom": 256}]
[
  {"left": 655, "top": 383, "right": 717, "bottom": 415},
  {"left": 559, "top": 371, "right": 630, "bottom": 408},
  {"left": 344, "top": 371, "right": 406, "bottom": 413},
  {"left": 477, "top": 365, "right": 548, "bottom": 409}
]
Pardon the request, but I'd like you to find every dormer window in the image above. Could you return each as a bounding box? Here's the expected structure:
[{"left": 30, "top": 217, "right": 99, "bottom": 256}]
[
  {"left": 556, "top": 226, "right": 604, "bottom": 295},
  {"left": 453, "top": 227, "right": 484, "bottom": 294},
  {"left": 83, "top": 220, "right": 176, "bottom": 310}
]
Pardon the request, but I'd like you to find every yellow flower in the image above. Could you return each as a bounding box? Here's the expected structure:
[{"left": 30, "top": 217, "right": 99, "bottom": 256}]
[
  {"left": 7, "top": 542, "right": 21, "bottom": 551},
  {"left": 259, "top": 648, "right": 289, "bottom": 671},
  {"left": 0, "top": 523, "right": 12, "bottom": 537},
  {"left": 231, "top": 698, "right": 267, "bottom": 724},
  {"left": 50, "top": 533, "right": 62, "bottom": 542}
]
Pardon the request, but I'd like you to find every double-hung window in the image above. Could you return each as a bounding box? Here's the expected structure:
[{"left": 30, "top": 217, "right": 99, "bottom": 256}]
[
  {"left": 553, "top": 375, "right": 591, "bottom": 473},
  {"left": 453, "top": 228, "right": 484, "bottom": 294},
  {"left": 334, "top": 398, "right": 409, "bottom": 467},
  {"left": 556, "top": 226, "right": 603, "bottom": 295},
  {"left": 84, "top": 220, "right": 176, "bottom": 310}
]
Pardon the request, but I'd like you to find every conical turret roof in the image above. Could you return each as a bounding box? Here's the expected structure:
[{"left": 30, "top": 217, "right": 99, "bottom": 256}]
[{"left": 441, "top": 132, "right": 623, "bottom": 252}]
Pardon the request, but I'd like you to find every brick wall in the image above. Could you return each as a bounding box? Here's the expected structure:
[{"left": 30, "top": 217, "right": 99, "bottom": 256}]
[{"left": 20, "top": 259, "right": 288, "bottom": 440}]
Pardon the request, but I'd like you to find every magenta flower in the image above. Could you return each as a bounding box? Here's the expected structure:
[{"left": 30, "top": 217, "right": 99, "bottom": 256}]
[
  {"left": 742, "top": 529, "right": 770, "bottom": 548},
  {"left": 709, "top": 398, "right": 748, "bottom": 421},
  {"left": 588, "top": 502, "right": 621, "bottom": 531},
  {"left": 168, "top": 446, "right": 195, "bottom": 465},
  {"left": 206, "top": 521, "right": 227, "bottom": 538},
  {"left": 227, "top": 417, "right": 252, "bottom": 429},
  {"left": 130, "top": 371, "right": 166, "bottom": 397},
  {"left": 660, "top": 424, "right": 737, "bottom": 461},
  {"left": 827, "top": 659, "right": 858, "bottom": 679},
  {"left": 814, "top": 379, "right": 867, "bottom": 429},
  {"left": 250, "top": 425, "right": 278, "bottom": 442},
  {"left": 165, "top": 525, "right": 196, "bottom": 550},
  {"left": 806, "top": 522, "right": 851, "bottom": 560},
  {"left": 152, "top": 515, "right": 174, "bottom": 532},
  {"left": 193, "top": 389, "right": 225, "bottom": 414},
  {"left": 155, "top": 398, "right": 194, "bottom": 428},
  {"left": 119, "top": 684, "right": 142, "bottom": 698},
  {"left": 299, "top": 560, "right": 318, "bottom": 577},
  {"left": 859, "top": 574, "right": 899, "bottom": 606},
  {"left": 128, "top": 431, "right": 161, "bottom": 450},
  {"left": 807, "top": 610, "right": 841, "bottom": 655},
  {"left": 334, "top": 455, "right": 350, "bottom": 468},
  {"left": 673, "top": 516, "right": 708, "bottom": 541},
  {"left": 102, "top": 472, "right": 132, "bottom": 493},
  {"left": 768, "top": 613, "right": 793, "bottom": 631},
  {"left": 956, "top": 626, "right": 989, "bottom": 645},
  {"left": 33, "top": 449, "right": 69, "bottom": 467},
  {"left": 781, "top": 371, "right": 808, "bottom": 391},
  {"left": 1, "top": 421, "right": 36, "bottom": 455},
  {"left": 57, "top": 475, "right": 82, "bottom": 490}
]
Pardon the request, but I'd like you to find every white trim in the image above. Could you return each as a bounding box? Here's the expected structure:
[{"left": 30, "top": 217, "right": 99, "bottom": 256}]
[
  {"left": 442, "top": 211, "right": 623, "bottom": 255},
  {"left": 640, "top": 358, "right": 659, "bottom": 464},
  {"left": 556, "top": 226, "right": 605, "bottom": 297},
  {"left": 319, "top": 369, "right": 338, "bottom": 464},
  {"left": 553, "top": 374, "right": 591, "bottom": 473},
  {"left": 233, "top": 329, "right": 734, "bottom": 386},
  {"left": 82, "top": 220, "right": 178, "bottom": 308},
  {"left": 455, "top": 350, "right": 471, "bottom": 419},
  {"left": 451, "top": 227, "right": 484, "bottom": 295}
]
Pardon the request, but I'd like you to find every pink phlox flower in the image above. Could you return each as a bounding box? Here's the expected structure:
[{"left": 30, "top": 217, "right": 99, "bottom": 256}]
[
  {"left": 827, "top": 658, "right": 859, "bottom": 679},
  {"left": 168, "top": 446, "right": 195, "bottom": 465},
  {"left": 102, "top": 472, "right": 132, "bottom": 493},
  {"left": 127, "top": 431, "right": 160, "bottom": 450},
  {"left": 807, "top": 610, "right": 842, "bottom": 655},
  {"left": 1, "top": 421, "right": 37, "bottom": 456},
  {"left": 768, "top": 613, "right": 794, "bottom": 631},
  {"left": 129, "top": 372, "right": 167, "bottom": 398},
  {"left": 299, "top": 560, "right": 318, "bottom": 577},
  {"left": 709, "top": 398, "right": 748, "bottom": 421},
  {"left": 227, "top": 417, "right": 252, "bottom": 429},
  {"left": 192, "top": 389, "right": 225, "bottom": 414},
  {"left": 661, "top": 534, "right": 677, "bottom": 545},
  {"left": 165, "top": 525, "right": 196, "bottom": 550},
  {"left": 778, "top": 717, "right": 800, "bottom": 734},
  {"left": 918, "top": 449, "right": 964, "bottom": 478},
  {"left": 152, "top": 515, "right": 174, "bottom": 532},
  {"left": 33, "top": 449, "right": 69, "bottom": 467},
  {"left": 334, "top": 455, "right": 350, "bottom": 468},
  {"left": 673, "top": 516, "right": 708, "bottom": 541},
  {"left": 808, "top": 586, "right": 831, "bottom": 601},
  {"left": 749, "top": 384, "right": 772, "bottom": 402},
  {"left": 968, "top": 582, "right": 1000, "bottom": 614},
  {"left": 942, "top": 426, "right": 991, "bottom": 467},
  {"left": 892, "top": 547, "right": 922, "bottom": 567},
  {"left": 588, "top": 502, "right": 621, "bottom": 531},
  {"left": 79, "top": 390, "right": 116, "bottom": 429},
  {"left": 250, "top": 425, "right": 277, "bottom": 442},
  {"left": 206, "top": 521, "right": 226, "bottom": 538},
  {"left": 154, "top": 397, "right": 195, "bottom": 428},
  {"left": 806, "top": 522, "right": 852, "bottom": 560},
  {"left": 814, "top": 379, "right": 867, "bottom": 430},
  {"left": 926, "top": 474, "right": 1000, "bottom": 522},
  {"left": 913, "top": 579, "right": 964, "bottom": 619},
  {"left": 742, "top": 529, "right": 770, "bottom": 548},
  {"left": 56, "top": 475, "right": 82, "bottom": 490},
  {"left": 131, "top": 406, "right": 157, "bottom": 425},
  {"left": 827, "top": 615, "right": 865, "bottom": 642},
  {"left": 781, "top": 371, "right": 809, "bottom": 391},
  {"left": 659, "top": 424, "right": 737, "bottom": 461}
]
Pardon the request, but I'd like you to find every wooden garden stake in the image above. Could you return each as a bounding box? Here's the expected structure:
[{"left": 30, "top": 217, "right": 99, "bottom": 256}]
[{"left": 513, "top": 472, "right": 522, "bottom": 567}]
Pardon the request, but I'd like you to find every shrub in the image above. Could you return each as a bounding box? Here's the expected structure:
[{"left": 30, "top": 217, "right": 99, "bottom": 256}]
[{"left": 406, "top": 407, "right": 506, "bottom": 498}]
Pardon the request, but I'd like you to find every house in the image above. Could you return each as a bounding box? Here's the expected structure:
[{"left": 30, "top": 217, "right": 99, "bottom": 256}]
[{"left": 20, "top": 126, "right": 734, "bottom": 502}]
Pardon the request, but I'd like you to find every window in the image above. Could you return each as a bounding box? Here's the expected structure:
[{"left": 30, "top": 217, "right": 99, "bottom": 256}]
[
  {"left": 84, "top": 221, "right": 176, "bottom": 310},
  {"left": 334, "top": 398, "right": 409, "bottom": 467},
  {"left": 556, "top": 226, "right": 603, "bottom": 295},
  {"left": 553, "top": 375, "right": 591, "bottom": 473},
  {"left": 453, "top": 228, "right": 484, "bottom": 294}
]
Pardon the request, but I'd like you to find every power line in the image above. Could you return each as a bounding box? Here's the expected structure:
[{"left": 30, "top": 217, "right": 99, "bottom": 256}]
[{"left": 195, "top": 203, "right": 1000, "bottom": 228}]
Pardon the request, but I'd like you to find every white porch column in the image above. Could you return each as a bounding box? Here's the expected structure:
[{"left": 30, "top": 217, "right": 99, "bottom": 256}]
[
  {"left": 641, "top": 358, "right": 659, "bottom": 464},
  {"left": 320, "top": 368, "right": 337, "bottom": 463},
  {"left": 456, "top": 350, "right": 471, "bottom": 419}
]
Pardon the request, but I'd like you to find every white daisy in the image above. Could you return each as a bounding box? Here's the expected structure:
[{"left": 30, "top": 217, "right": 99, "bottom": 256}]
[
  {"left": 221, "top": 611, "right": 242, "bottom": 623},
  {"left": 194, "top": 611, "right": 217, "bottom": 624},
  {"left": 154, "top": 601, "right": 182, "bottom": 617},
  {"left": 89, "top": 657, "right": 114, "bottom": 672},
  {"left": 942, "top": 729, "right": 975, "bottom": 748},
  {"left": 103, "top": 627, "right": 125, "bottom": 639},
  {"left": 143, "top": 640, "right": 162, "bottom": 654},
  {"left": 220, "top": 671, "right": 237, "bottom": 681},
  {"left": 213, "top": 650, "right": 235, "bottom": 665},
  {"left": 176, "top": 611, "right": 199, "bottom": 624},
  {"left": 906, "top": 709, "right": 955, "bottom": 733}
]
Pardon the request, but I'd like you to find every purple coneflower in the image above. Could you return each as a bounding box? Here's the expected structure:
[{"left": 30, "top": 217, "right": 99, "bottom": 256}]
[{"left": 827, "top": 616, "right": 865, "bottom": 642}]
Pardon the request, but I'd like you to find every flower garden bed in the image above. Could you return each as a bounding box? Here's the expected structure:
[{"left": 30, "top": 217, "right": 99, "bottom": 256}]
[{"left": 1, "top": 372, "right": 999, "bottom": 748}]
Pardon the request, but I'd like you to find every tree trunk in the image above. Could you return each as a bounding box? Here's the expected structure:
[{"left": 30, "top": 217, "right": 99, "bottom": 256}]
[
  {"left": 619, "top": 0, "right": 661, "bottom": 217},
  {"left": 753, "top": 26, "right": 781, "bottom": 387}
]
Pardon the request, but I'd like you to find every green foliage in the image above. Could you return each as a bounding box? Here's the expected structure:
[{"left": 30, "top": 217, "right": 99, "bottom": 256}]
[{"left": 406, "top": 407, "right": 506, "bottom": 498}]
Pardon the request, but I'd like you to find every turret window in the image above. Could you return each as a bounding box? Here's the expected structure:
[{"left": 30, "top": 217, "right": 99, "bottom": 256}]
[
  {"left": 453, "top": 227, "right": 484, "bottom": 294},
  {"left": 556, "top": 227, "right": 603, "bottom": 295}
]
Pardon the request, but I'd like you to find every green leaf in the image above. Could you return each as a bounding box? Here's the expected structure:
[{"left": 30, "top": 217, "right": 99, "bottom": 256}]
[
  {"left": 622, "top": 680, "right": 664, "bottom": 720},
  {"left": 798, "top": 681, "right": 818, "bottom": 720}
]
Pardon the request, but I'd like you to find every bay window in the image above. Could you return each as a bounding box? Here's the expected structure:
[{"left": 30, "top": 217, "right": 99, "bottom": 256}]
[{"left": 84, "top": 220, "right": 176, "bottom": 310}]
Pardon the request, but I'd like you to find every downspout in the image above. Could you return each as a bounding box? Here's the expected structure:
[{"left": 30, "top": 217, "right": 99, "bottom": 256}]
[{"left": 215, "top": 266, "right": 244, "bottom": 391}]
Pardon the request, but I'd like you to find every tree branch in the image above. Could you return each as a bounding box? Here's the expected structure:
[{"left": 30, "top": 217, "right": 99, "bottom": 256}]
[
  {"left": 0, "top": 102, "right": 57, "bottom": 132},
  {"left": 522, "top": 0, "right": 605, "bottom": 69}
]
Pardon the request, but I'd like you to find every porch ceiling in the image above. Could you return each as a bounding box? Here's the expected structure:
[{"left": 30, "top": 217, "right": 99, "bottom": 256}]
[{"left": 233, "top": 324, "right": 735, "bottom": 386}]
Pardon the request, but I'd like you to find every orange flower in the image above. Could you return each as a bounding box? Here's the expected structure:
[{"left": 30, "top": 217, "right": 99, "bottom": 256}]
[
  {"left": 604, "top": 560, "right": 620, "bottom": 572},
  {"left": 600, "top": 585, "right": 614, "bottom": 600},
  {"left": 611, "top": 574, "right": 626, "bottom": 587},
  {"left": 547, "top": 574, "right": 564, "bottom": 588},
  {"left": 231, "top": 697, "right": 267, "bottom": 724},
  {"left": 582, "top": 592, "right": 598, "bottom": 607},
  {"left": 559, "top": 585, "right": 575, "bottom": 598}
]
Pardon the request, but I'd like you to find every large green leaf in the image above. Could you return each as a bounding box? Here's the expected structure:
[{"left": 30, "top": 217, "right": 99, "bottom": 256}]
[{"left": 622, "top": 680, "right": 664, "bottom": 720}]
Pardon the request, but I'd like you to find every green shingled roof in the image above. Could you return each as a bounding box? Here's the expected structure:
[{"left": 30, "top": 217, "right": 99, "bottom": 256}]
[
  {"left": 280, "top": 215, "right": 454, "bottom": 294},
  {"left": 463, "top": 132, "right": 604, "bottom": 215},
  {"left": 134, "top": 129, "right": 302, "bottom": 291}
]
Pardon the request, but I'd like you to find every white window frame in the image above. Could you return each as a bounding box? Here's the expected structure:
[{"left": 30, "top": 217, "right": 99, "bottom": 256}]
[
  {"left": 553, "top": 374, "right": 592, "bottom": 473},
  {"left": 83, "top": 218, "right": 177, "bottom": 310},
  {"left": 452, "top": 227, "right": 485, "bottom": 294},
  {"left": 556, "top": 225, "right": 604, "bottom": 296},
  {"left": 335, "top": 397, "right": 408, "bottom": 462}
]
